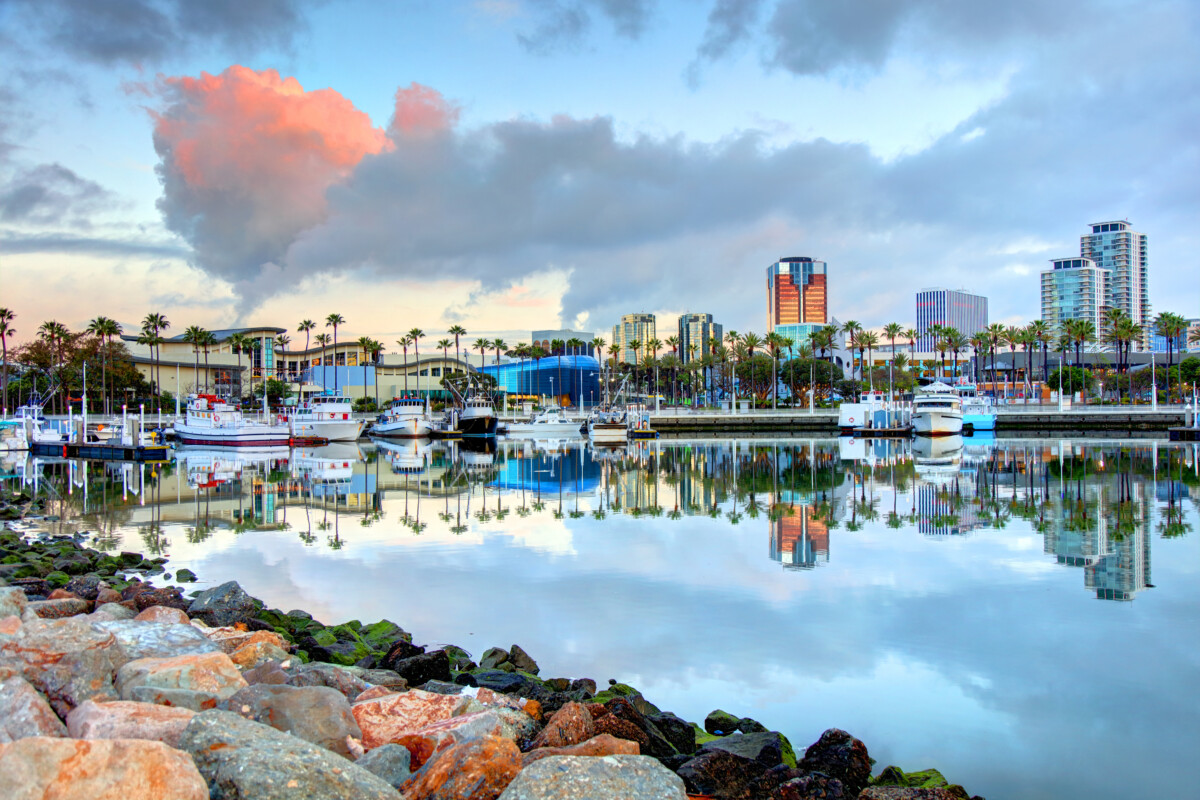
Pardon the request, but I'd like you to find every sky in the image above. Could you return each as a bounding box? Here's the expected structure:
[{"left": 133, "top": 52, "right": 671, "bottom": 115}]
[{"left": 1, "top": 0, "right": 1198, "bottom": 349}]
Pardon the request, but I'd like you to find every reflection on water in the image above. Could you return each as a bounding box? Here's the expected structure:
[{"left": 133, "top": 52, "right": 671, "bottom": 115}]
[{"left": 3, "top": 436, "right": 1199, "bottom": 799}]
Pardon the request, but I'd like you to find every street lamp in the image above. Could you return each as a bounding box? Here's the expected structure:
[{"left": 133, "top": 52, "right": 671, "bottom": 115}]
[{"left": 549, "top": 377, "right": 555, "bottom": 408}]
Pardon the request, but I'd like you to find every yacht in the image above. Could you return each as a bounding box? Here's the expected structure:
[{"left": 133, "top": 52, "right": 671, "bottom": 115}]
[
  {"left": 373, "top": 397, "right": 433, "bottom": 439},
  {"left": 912, "top": 382, "right": 964, "bottom": 436},
  {"left": 173, "top": 394, "right": 292, "bottom": 448},
  {"left": 504, "top": 408, "right": 583, "bottom": 439},
  {"left": 956, "top": 385, "right": 997, "bottom": 432},
  {"left": 587, "top": 408, "right": 629, "bottom": 446},
  {"left": 455, "top": 394, "right": 498, "bottom": 437},
  {"left": 289, "top": 394, "right": 364, "bottom": 441}
]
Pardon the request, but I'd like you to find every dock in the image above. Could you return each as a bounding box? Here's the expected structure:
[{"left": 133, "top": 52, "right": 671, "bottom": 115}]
[{"left": 31, "top": 441, "right": 171, "bottom": 462}]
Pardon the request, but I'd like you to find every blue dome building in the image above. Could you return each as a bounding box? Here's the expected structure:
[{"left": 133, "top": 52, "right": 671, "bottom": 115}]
[{"left": 480, "top": 355, "right": 603, "bottom": 407}]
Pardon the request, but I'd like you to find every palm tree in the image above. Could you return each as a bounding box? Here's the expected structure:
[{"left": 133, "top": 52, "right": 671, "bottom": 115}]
[
  {"left": 200, "top": 330, "right": 217, "bottom": 393},
  {"left": 986, "top": 323, "right": 1006, "bottom": 395},
  {"left": 607, "top": 343, "right": 621, "bottom": 405},
  {"left": 142, "top": 312, "right": 169, "bottom": 411},
  {"left": 591, "top": 336, "right": 606, "bottom": 405},
  {"left": 297, "top": 320, "right": 316, "bottom": 380},
  {"left": 325, "top": 314, "right": 346, "bottom": 392},
  {"left": 0, "top": 307, "right": 13, "bottom": 412},
  {"left": 316, "top": 333, "right": 333, "bottom": 392},
  {"left": 472, "top": 337, "right": 489, "bottom": 368},
  {"left": 227, "top": 332, "right": 251, "bottom": 400},
  {"left": 944, "top": 329, "right": 968, "bottom": 383},
  {"left": 882, "top": 322, "right": 903, "bottom": 399},
  {"left": 1155, "top": 311, "right": 1188, "bottom": 402},
  {"left": 1115, "top": 319, "right": 1141, "bottom": 404},
  {"left": 448, "top": 325, "right": 467, "bottom": 373},
  {"left": 1028, "top": 320, "right": 1053, "bottom": 391},
  {"left": 182, "top": 325, "right": 206, "bottom": 396},
  {"left": 969, "top": 333, "right": 988, "bottom": 386},
  {"left": 647, "top": 337, "right": 663, "bottom": 403},
  {"left": 87, "top": 317, "right": 117, "bottom": 413},
  {"left": 859, "top": 330, "right": 880, "bottom": 392},
  {"left": 397, "top": 335, "right": 413, "bottom": 394},
  {"left": 627, "top": 338, "right": 642, "bottom": 397},
  {"left": 356, "top": 335, "right": 375, "bottom": 404},
  {"left": 437, "top": 337, "right": 452, "bottom": 367},
  {"left": 1004, "top": 325, "right": 1022, "bottom": 401},
  {"left": 492, "top": 338, "right": 506, "bottom": 368}
]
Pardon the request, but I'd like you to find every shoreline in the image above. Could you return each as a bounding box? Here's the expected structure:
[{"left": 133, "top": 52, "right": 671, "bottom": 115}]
[{"left": 1, "top": 487, "right": 987, "bottom": 799}]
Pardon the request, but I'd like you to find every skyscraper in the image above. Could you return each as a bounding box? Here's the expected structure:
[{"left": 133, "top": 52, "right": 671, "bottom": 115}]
[
  {"left": 1081, "top": 220, "right": 1149, "bottom": 331},
  {"left": 915, "top": 288, "right": 988, "bottom": 350},
  {"left": 611, "top": 314, "right": 656, "bottom": 365},
  {"left": 767, "top": 257, "right": 827, "bottom": 331},
  {"left": 677, "top": 313, "right": 722, "bottom": 364},
  {"left": 1040, "top": 257, "right": 1109, "bottom": 333}
]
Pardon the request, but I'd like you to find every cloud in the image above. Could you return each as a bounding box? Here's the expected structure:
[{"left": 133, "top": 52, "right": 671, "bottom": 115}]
[
  {"left": 0, "top": 229, "right": 189, "bottom": 259},
  {"left": 0, "top": 164, "right": 115, "bottom": 226},
  {"left": 151, "top": 65, "right": 392, "bottom": 312},
  {"left": 517, "top": 0, "right": 653, "bottom": 53},
  {"left": 4, "top": 0, "right": 316, "bottom": 66}
]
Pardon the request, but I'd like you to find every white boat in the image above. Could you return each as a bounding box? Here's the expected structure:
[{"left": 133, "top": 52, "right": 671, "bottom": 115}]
[
  {"left": 174, "top": 445, "right": 290, "bottom": 489},
  {"left": 956, "top": 385, "right": 997, "bottom": 431},
  {"left": 504, "top": 409, "right": 583, "bottom": 439},
  {"left": 912, "top": 382, "right": 964, "bottom": 436},
  {"left": 588, "top": 409, "right": 629, "bottom": 445},
  {"left": 374, "top": 437, "right": 433, "bottom": 474},
  {"left": 372, "top": 397, "right": 432, "bottom": 439},
  {"left": 455, "top": 394, "right": 497, "bottom": 437},
  {"left": 838, "top": 391, "right": 889, "bottom": 432},
  {"left": 289, "top": 394, "right": 364, "bottom": 441},
  {"left": 173, "top": 394, "right": 292, "bottom": 448}
]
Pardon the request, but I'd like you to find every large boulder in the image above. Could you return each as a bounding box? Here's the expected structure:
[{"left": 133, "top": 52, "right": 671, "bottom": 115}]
[
  {"left": 355, "top": 743, "right": 412, "bottom": 789},
  {"left": 219, "top": 684, "right": 361, "bottom": 757},
  {"left": 530, "top": 700, "right": 594, "bottom": 749},
  {"left": 798, "top": 728, "right": 872, "bottom": 798},
  {"left": 775, "top": 771, "right": 850, "bottom": 799},
  {"left": 498, "top": 754, "right": 687, "bottom": 799},
  {"left": 96, "top": 619, "right": 220, "bottom": 661},
  {"left": 0, "top": 736, "right": 208, "bottom": 800},
  {"left": 0, "top": 587, "right": 29, "bottom": 618},
  {"left": 134, "top": 605, "right": 190, "bottom": 624},
  {"left": 387, "top": 649, "right": 451, "bottom": 687},
  {"left": 66, "top": 699, "right": 196, "bottom": 748},
  {"left": 648, "top": 711, "right": 696, "bottom": 755},
  {"left": 676, "top": 748, "right": 769, "bottom": 799},
  {"left": 179, "top": 710, "right": 400, "bottom": 800},
  {"left": 389, "top": 708, "right": 539, "bottom": 770},
  {"left": 0, "top": 616, "right": 125, "bottom": 717},
  {"left": 507, "top": 644, "right": 539, "bottom": 675},
  {"left": 0, "top": 674, "right": 67, "bottom": 742},
  {"left": 859, "top": 789, "right": 970, "bottom": 800},
  {"left": 351, "top": 687, "right": 470, "bottom": 750},
  {"left": 115, "top": 651, "right": 248, "bottom": 710},
  {"left": 399, "top": 734, "right": 521, "bottom": 800},
  {"left": 187, "top": 581, "right": 258, "bottom": 627},
  {"left": 522, "top": 733, "right": 640, "bottom": 766},
  {"left": 286, "top": 662, "right": 374, "bottom": 701},
  {"left": 26, "top": 597, "right": 90, "bottom": 619},
  {"left": 699, "top": 730, "right": 797, "bottom": 769}
]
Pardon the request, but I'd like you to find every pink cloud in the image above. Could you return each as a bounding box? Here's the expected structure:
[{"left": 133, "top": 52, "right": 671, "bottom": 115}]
[{"left": 390, "top": 82, "right": 460, "bottom": 137}]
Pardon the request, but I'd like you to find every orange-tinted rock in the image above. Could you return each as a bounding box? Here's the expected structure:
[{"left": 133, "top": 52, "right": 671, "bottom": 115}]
[
  {"left": 28, "top": 598, "right": 90, "bottom": 619},
  {"left": 0, "top": 616, "right": 124, "bottom": 718},
  {"left": 0, "top": 616, "right": 20, "bottom": 635},
  {"left": 115, "top": 651, "right": 247, "bottom": 710},
  {"left": 205, "top": 626, "right": 287, "bottom": 654},
  {"left": 594, "top": 713, "right": 650, "bottom": 750},
  {"left": 0, "top": 675, "right": 67, "bottom": 743},
  {"left": 391, "top": 708, "right": 539, "bottom": 770},
  {"left": 585, "top": 702, "right": 609, "bottom": 718},
  {"left": 67, "top": 699, "right": 196, "bottom": 748},
  {"left": 471, "top": 687, "right": 545, "bottom": 723},
  {"left": 531, "top": 701, "right": 594, "bottom": 749},
  {"left": 355, "top": 685, "right": 399, "bottom": 703},
  {"left": 521, "top": 733, "right": 640, "bottom": 766},
  {"left": 0, "top": 736, "right": 208, "bottom": 799},
  {"left": 229, "top": 639, "right": 290, "bottom": 669},
  {"left": 134, "top": 606, "right": 190, "bottom": 625},
  {"left": 352, "top": 687, "right": 470, "bottom": 750},
  {"left": 47, "top": 589, "right": 79, "bottom": 601},
  {"left": 95, "top": 586, "right": 122, "bottom": 605},
  {"left": 400, "top": 734, "right": 520, "bottom": 800}
]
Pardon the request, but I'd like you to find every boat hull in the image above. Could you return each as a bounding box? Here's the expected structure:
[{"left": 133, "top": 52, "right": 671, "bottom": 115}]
[
  {"left": 962, "top": 412, "right": 996, "bottom": 431},
  {"left": 590, "top": 422, "right": 628, "bottom": 445},
  {"left": 371, "top": 418, "right": 431, "bottom": 438},
  {"left": 458, "top": 414, "right": 497, "bottom": 437},
  {"left": 291, "top": 419, "right": 365, "bottom": 441},
  {"left": 174, "top": 422, "right": 291, "bottom": 447},
  {"left": 912, "top": 410, "right": 964, "bottom": 436},
  {"left": 504, "top": 422, "right": 583, "bottom": 438}
]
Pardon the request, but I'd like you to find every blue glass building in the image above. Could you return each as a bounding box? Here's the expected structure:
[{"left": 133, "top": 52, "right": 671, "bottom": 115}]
[{"left": 480, "top": 355, "right": 603, "bottom": 406}]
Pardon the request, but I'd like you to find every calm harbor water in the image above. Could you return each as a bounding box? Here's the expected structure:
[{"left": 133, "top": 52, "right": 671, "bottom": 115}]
[{"left": 4, "top": 435, "right": 1198, "bottom": 800}]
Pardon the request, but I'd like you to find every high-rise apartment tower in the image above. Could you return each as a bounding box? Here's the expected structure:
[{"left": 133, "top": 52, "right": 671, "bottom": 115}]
[
  {"left": 611, "top": 314, "right": 657, "bottom": 365},
  {"left": 1081, "top": 220, "right": 1149, "bottom": 330},
  {"left": 677, "top": 313, "right": 722, "bottom": 364},
  {"left": 767, "top": 257, "right": 827, "bottom": 331},
  {"left": 1040, "top": 257, "right": 1109, "bottom": 333}
]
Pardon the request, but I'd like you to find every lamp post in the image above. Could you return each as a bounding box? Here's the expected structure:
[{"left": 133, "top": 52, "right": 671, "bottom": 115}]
[
  {"left": 549, "top": 377, "right": 554, "bottom": 409},
  {"left": 1057, "top": 354, "right": 1063, "bottom": 412},
  {"left": 1151, "top": 351, "right": 1158, "bottom": 410}
]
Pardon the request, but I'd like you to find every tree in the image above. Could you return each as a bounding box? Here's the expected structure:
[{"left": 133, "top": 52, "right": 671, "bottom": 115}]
[
  {"left": 591, "top": 336, "right": 606, "bottom": 403},
  {"left": 0, "top": 308, "right": 13, "bottom": 411},
  {"left": 358, "top": 335, "right": 376, "bottom": 403},
  {"left": 325, "top": 314, "right": 346, "bottom": 392},
  {"left": 200, "top": 330, "right": 217, "bottom": 393},
  {"left": 859, "top": 330, "right": 879, "bottom": 392},
  {"left": 968, "top": 333, "right": 987, "bottom": 385},
  {"left": 227, "top": 332, "right": 251, "bottom": 400},
  {"left": 142, "top": 312, "right": 169, "bottom": 411},
  {"left": 1155, "top": 311, "right": 1188, "bottom": 402},
  {"left": 944, "top": 328, "right": 968, "bottom": 384},
  {"left": 181, "top": 325, "right": 207, "bottom": 395},
  {"left": 882, "top": 322, "right": 903, "bottom": 398},
  {"left": 316, "top": 332, "right": 333, "bottom": 392},
  {"left": 297, "top": 319, "right": 316, "bottom": 372},
  {"left": 986, "top": 323, "right": 1006, "bottom": 394},
  {"left": 397, "top": 335, "right": 412, "bottom": 395},
  {"left": 1003, "top": 325, "right": 1022, "bottom": 399},
  {"left": 448, "top": 325, "right": 467, "bottom": 371}
]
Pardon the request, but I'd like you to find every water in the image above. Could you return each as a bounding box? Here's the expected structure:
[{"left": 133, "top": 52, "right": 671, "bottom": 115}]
[{"left": 4, "top": 435, "right": 1199, "bottom": 800}]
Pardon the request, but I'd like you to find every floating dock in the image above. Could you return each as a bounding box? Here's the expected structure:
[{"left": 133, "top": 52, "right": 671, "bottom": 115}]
[{"left": 31, "top": 441, "right": 171, "bottom": 462}]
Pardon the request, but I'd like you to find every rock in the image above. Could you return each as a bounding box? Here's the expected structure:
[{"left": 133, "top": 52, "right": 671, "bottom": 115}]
[
  {"left": 471, "top": 669, "right": 547, "bottom": 699},
  {"left": 399, "top": 734, "right": 521, "bottom": 800},
  {"left": 390, "top": 708, "right": 539, "bottom": 770},
  {"left": 705, "top": 708, "right": 742, "bottom": 735},
  {"left": 187, "top": 581, "right": 258, "bottom": 627},
  {"left": 569, "top": 678, "right": 597, "bottom": 696},
  {"left": 0, "top": 736, "right": 208, "bottom": 799},
  {"left": 498, "top": 754, "right": 687, "bottom": 799},
  {"left": 95, "top": 586, "right": 122, "bottom": 605},
  {"left": 134, "top": 605, "right": 190, "bottom": 624},
  {"left": 219, "top": 684, "right": 361, "bottom": 756},
  {"left": 352, "top": 687, "right": 472, "bottom": 750},
  {"left": 180, "top": 710, "right": 400, "bottom": 800},
  {"left": 700, "top": 731, "right": 796, "bottom": 769},
  {"left": 859, "top": 789, "right": 969, "bottom": 800},
  {"left": 871, "top": 767, "right": 964, "bottom": 792},
  {"left": 0, "top": 674, "right": 67, "bottom": 742},
  {"left": 287, "top": 661, "right": 373, "bottom": 701},
  {"left": 96, "top": 619, "right": 220, "bottom": 661},
  {"left": 604, "top": 696, "right": 678, "bottom": 759},
  {"left": 356, "top": 667, "right": 409, "bottom": 690},
  {"left": 230, "top": 639, "right": 290, "bottom": 669},
  {"left": 66, "top": 699, "right": 196, "bottom": 747},
  {"left": 90, "top": 602, "right": 137, "bottom": 621},
  {"left": 0, "top": 615, "right": 20, "bottom": 635},
  {"left": 26, "top": 597, "right": 89, "bottom": 619},
  {"left": 356, "top": 743, "right": 412, "bottom": 789},
  {"left": 479, "top": 647, "right": 510, "bottom": 669},
  {"left": 0, "top": 616, "right": 124, "bottom": 718},
  {"left": 356, "top": 685, "right": 399, "bottom": 702},
  {"left": 10, "top": 577, "right": 51, "bottom": 598},
  {"left": 418, "top": 679, "right": 465, "bottom": 695},
  {"left": 379, "top": 638, "right": 425, "bottom": 671},
  {"left": 522, "top": 733, "right": 640, "bottom": 766},
  {"left": 242, "top": 659, "right": 290, "bottom": 686},
  {"left": 775, "top": 771, "right": 849, "bottom": 799},
  {"left": 531, "top": 701, "right": 594, "bottom": 749},
  {"left": 116, "top": 651, "right": 248, "bottom": 710},
  {"left": 47, "top": 588, "right": 78, "bottom": 600},
  {"left": 388, "top": 649, "right": 451, "bottom": 687},
  {"left": 508, "top": 644, "right": 539, "bottom": 675},
  {"left": 798, "top": 729, "right": 872, "bottom": 799},
  {"left": 130, "top": 586, "right": 189, "bottom": 612},
  {"left": 677, "top": 748, "right": 769, "bottom": 799},
  {"left": 175, "top": 568, "right": 197, "bottom": 582},
  {"left": 594, "top": 713, "right": 650, "bottom": 751},
  {"left": 648, "top": 711, "right": 696, "bottom": 756}
]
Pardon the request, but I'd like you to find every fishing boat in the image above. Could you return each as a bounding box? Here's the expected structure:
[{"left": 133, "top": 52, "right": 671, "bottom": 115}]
[
  {"left": 912, "top": 382, "right": 964, "bottom": 436},
  {"left": 289, "top": 393, "right": 364, "bottom": 442},
  {"left": 372, "top": 397, "right": 433, "bottom": 439},
  {"left": 455, "top": 394, "right": 498, "bottom": 437},
  {"left": 587, "top": 408, "right": 629, "bottom": 446},
  {"left": 173, "top": 394, "right": 292, "bottom": 448},
  {"left": 504, "top": 408, "right": 582, "bottom": 439},
  {"left": 956, "top": 385, "right": 997, "bottom": 432}
]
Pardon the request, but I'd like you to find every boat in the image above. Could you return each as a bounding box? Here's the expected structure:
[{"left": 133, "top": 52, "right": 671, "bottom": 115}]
[
  {"left": 587, "top": 408, "right": 629, "bottom": 446},
  {"left": 372, "top": 397, "right": 433, "bottom": 439},
  {"left": 912, "top": 382, "right": 964, "bottom": 436},
  {"left": 289, "top": 393, "right": 364, "bottom": 442},
  {"left": 374, "top": 437, "right": 433, "bottom": 474},
  {"left": 838, "top": 391, "right": 890, "bottom": 433},
  {"left": 956, "top": 385, "right": 997, "bottom": 432},
  {"left": 173, "top": 394, "right": 292, "bottom": 448},
  {"left": 504, "top": 408, "right": 583, "bottom": 439},
  {"left": 455, "top": 394, "right": 498, "bottom": 437}
]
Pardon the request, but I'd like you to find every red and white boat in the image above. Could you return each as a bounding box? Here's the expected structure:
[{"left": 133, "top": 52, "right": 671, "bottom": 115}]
[{"left": 173, "top": 394, "right": 291, "bottom": 448}]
